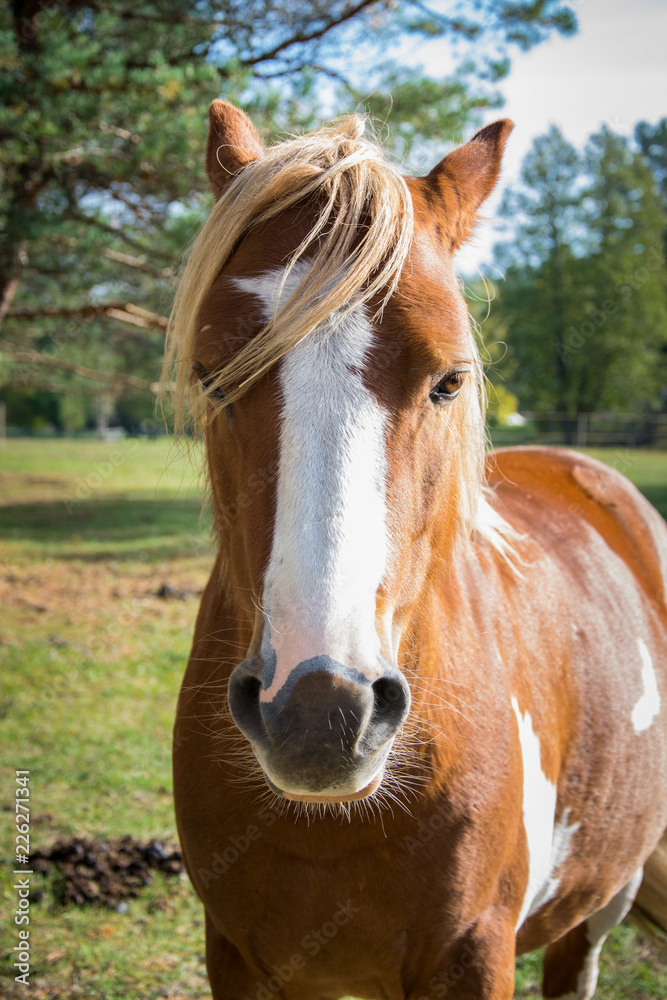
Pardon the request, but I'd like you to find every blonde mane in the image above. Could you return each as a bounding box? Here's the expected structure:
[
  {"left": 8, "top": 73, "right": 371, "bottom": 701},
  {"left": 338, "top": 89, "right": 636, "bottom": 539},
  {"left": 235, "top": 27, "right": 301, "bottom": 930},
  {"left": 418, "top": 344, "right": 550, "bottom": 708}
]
[
  {"left": 162, "top": 111, "right": 518, "bottom": 558},
  {"left": 163, "top": 114, "right": 413, "bottom": 429}
]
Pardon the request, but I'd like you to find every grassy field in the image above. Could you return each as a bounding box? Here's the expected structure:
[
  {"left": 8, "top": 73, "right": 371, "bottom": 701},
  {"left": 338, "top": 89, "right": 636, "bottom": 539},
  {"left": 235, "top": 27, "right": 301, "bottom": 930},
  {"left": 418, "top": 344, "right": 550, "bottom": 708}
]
[{"left": 0, "top": 438, "right": 665, "bottom": 1000}]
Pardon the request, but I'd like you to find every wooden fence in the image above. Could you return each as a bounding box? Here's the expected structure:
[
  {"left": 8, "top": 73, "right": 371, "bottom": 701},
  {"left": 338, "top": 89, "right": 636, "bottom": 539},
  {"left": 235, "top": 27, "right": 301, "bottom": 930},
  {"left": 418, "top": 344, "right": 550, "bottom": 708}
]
[{"left": 491, "top": 412, "right": 667, "bottom": 449}]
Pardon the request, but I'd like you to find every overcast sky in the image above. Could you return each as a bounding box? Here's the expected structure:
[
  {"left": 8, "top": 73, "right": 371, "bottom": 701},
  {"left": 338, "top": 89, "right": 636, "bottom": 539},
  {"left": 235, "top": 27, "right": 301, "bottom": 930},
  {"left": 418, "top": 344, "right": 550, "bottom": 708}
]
[{"left": 414, "top": 0, "right": 667, "bottom": 274}]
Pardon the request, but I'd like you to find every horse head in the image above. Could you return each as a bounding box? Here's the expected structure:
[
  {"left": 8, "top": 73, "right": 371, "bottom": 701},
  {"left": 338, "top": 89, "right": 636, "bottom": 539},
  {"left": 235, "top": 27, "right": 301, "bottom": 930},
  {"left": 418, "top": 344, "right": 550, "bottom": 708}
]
[{"left": 167, "top": 101, "right": 512, "bottom": 804}]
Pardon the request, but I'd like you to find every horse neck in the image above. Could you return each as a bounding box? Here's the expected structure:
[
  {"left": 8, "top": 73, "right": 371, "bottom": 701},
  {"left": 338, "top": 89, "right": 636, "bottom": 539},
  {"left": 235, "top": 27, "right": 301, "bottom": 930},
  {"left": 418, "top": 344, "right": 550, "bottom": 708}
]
[{"left": 398, "top": 539, "right": 500, "bottom": 741}]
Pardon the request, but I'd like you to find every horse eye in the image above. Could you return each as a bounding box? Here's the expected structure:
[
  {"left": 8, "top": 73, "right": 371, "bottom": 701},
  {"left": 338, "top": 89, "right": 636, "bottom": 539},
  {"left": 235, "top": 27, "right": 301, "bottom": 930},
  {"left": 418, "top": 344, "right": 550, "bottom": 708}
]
[
  {"left": 191, "top": 362, "right": 226, "bottom": 402},
  {"left": 430, "top": 371, "right": 467, "bottom": 403}
]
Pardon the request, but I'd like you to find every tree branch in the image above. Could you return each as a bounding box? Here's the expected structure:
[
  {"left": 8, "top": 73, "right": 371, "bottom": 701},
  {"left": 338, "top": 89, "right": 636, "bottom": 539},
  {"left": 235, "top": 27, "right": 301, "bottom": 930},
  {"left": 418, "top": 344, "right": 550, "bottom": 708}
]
[
  {"left": 66, "top": 210, "right": 173, "bottom": 263},
  {"left": 0, "top": 339, "right": 160, "bottom": 393},
  {"left": 8, "top": 374, "right": 102, "bottom": 396},
  {"left": 8, "top": 302, "right": 126, "bottom": 320},
  {"left": 104, "top": 249, "right": 177, "bottom": 285},
  {"left": 106, "top": 304, "right": 168, "bottom": 331},
  {"left": 301, "top": 63, "right": 356, "bottom": 90},
  {"left": 7, "top": 301, "right": 169, "bottom": 332},
  {"left": 0, "top": 240, "right": 28, "bottom": 329},
  {"left": 237, "top": 0, "right": 382, "bottom": 69}
]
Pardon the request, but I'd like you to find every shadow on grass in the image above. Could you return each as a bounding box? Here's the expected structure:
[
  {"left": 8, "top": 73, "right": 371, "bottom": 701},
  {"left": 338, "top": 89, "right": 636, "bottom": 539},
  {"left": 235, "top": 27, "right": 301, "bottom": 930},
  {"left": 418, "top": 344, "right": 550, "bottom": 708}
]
[{"left": 0, "top": 494, "right": 212, "bottom": 560}]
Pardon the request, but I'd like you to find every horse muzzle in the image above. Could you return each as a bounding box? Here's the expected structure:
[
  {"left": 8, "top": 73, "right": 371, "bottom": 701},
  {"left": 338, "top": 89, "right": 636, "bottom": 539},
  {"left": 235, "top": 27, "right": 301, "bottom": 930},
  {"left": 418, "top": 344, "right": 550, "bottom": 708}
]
[{"left": 227, "top": 655, "right": 410, "bottom": 801}]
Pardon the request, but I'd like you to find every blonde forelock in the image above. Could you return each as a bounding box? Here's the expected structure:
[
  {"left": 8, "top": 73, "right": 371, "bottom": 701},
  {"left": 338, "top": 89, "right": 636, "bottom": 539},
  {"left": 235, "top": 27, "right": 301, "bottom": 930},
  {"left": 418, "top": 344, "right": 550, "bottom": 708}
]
[
  {"left": 162, "top": 114, "right": 414, "bottom": 432},
  {"left": 161, "top": 112, "right": 518, "bottom": 559}
]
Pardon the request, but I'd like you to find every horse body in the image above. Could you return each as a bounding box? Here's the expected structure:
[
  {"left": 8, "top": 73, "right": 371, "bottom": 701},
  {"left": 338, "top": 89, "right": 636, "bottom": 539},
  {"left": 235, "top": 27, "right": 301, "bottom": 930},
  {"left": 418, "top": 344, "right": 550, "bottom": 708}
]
[{"left": 169, "top": 102, "right": 667, "bottom": 1000}]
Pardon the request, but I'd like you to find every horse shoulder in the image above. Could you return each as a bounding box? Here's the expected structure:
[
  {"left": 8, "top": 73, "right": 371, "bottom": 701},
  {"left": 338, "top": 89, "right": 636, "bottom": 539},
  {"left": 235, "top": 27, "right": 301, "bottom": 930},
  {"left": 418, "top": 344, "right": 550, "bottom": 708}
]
[
  {"left": 487, "top": 445, "right": 667, "bottom": 611},
  {"left": 481, "top": 446, "right": 667, "bottom": 950}
]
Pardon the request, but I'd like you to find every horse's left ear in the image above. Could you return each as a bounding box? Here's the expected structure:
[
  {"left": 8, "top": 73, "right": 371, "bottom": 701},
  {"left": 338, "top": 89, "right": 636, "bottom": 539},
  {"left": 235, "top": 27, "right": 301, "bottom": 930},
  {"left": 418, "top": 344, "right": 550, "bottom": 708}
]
[
  {"left": 206, "top": 100, "right": 265, "bottom": 200},
  {"left": 425, "top": 120, "right": 514, "bottom": 249}
]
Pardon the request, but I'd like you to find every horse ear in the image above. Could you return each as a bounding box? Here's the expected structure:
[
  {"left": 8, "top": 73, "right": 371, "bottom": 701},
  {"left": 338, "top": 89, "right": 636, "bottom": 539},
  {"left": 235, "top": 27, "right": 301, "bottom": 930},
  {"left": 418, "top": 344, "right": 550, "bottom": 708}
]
[
  {"left": 425, "top": 120, "right": 514, "bottom": 249},
  {"left": 206, "top": 100, "right": 264, "bottom": 200}
]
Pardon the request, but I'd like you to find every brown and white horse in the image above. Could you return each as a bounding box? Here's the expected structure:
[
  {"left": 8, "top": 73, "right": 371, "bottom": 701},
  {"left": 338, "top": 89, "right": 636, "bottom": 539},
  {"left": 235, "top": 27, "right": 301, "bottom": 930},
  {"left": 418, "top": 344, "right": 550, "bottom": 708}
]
[{"left": 167, "top": 101, "right": 667, "bottom": 1000}]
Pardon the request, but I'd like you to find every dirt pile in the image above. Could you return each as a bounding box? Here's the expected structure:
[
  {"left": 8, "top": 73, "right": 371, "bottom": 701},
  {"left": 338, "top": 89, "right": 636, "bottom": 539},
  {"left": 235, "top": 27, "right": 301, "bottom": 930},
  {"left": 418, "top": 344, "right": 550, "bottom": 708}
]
[{"left": 31, "top": 835, "right": 183, "bottom": 908}]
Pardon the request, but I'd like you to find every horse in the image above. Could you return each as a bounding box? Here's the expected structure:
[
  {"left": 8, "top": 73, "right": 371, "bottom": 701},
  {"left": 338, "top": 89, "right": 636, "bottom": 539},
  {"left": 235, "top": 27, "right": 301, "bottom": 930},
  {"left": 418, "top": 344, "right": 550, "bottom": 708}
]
[{"left": 165, "top": 100, "right": 667, "bottom": 1000}]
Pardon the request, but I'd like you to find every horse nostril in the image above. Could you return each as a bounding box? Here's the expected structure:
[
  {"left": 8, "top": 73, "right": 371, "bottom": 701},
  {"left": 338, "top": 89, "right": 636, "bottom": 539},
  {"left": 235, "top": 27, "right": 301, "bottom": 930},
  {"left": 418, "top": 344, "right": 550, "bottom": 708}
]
[
  {"left": 227, "top": 661, "right": 263, "bottom": 740},
  {"left": 240, "top": 674, "right": 261, "bottom": 703},
  {"left": 365, "top": 675, "right": 410, "bottom": 750},
  {"left": 372, "top": 677, "right": 409, "bottom": 718}
]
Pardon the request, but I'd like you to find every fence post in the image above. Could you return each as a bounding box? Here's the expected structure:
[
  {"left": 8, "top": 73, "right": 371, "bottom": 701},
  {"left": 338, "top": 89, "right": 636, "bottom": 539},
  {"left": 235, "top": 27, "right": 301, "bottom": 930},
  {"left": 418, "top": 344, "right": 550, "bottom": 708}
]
[{"left": 576, "top": 413, "right": 588, "bottom": 448}]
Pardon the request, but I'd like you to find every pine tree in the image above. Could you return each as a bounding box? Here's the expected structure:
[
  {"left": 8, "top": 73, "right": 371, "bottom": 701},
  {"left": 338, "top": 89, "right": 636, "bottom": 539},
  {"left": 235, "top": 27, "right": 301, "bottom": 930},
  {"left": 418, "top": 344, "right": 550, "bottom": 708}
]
[
  {"left": 571, "top": 127, "right": 666, "bottom": 413},
  {"left": 492, "top": 127, "right": 584, "bottom": 420},
  {"left": 0, "top": 0, "right": 577, "bottom": 429},
  {"left": 635, "top": 119, "right": 667, "bottom": 265},
  {"left": 490, "top": 127, "right": 667, "bottom": 421}
]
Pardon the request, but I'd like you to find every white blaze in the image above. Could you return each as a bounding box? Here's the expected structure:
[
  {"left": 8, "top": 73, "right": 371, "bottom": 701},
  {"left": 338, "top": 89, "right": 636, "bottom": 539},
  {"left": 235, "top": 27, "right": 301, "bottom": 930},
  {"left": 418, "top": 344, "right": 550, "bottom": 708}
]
[{"left": 234, "top": 265, "right": 389, "bottom": 702}]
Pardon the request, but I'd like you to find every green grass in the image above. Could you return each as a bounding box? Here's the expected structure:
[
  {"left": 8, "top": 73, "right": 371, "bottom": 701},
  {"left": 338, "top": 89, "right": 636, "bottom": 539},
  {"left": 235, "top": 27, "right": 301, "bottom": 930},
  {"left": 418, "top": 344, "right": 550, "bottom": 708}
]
[
  {"left": 0, "top": 438, "right": 213, "bottom": 999},
  {"left": 584, "top": 447, "right": 667, "bottom": 520},
  {"left": 514, "top": 922, "right": 667, "bottom": 998},
  {"left": 0, "top": 437, "right": 209, "bottom": 560},
  {"left": 0, "top": 438, "right": 665, "bottom": 999}
]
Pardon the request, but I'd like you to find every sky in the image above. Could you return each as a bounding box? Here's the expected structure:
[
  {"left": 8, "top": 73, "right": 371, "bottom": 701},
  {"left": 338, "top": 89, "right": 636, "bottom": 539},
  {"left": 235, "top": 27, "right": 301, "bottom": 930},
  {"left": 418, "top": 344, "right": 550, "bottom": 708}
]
[{"left": 412, "top": 0, "right": 667, "bottom": 274}]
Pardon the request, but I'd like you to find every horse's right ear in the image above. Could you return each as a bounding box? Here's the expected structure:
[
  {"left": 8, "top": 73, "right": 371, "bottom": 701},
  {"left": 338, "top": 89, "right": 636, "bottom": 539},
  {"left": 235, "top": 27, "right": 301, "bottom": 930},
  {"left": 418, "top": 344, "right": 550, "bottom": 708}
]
[{"left": 206, "top": 101, "right": 264, "bottom": 200}]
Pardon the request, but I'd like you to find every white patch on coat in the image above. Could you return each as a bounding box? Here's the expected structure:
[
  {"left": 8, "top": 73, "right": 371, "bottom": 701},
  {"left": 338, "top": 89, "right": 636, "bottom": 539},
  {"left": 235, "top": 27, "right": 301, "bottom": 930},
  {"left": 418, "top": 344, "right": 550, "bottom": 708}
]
[
  {"left": 234, "top": 265, "right": 389, "bottom": 702},
  {"left": 632, "top": 639, "right": 660, "bottom": 733},
  {"left": 553, "top": 868, "right": 643, "bottom": 1000},
  {"left": 512, "top": 699, "right": 580, "bottom": 931},
  {"left": 512, "top": 697, "right": 557, "bottom": 930},
  {"left": 528, "top": 807, "right": 580, "bottom": 917}
]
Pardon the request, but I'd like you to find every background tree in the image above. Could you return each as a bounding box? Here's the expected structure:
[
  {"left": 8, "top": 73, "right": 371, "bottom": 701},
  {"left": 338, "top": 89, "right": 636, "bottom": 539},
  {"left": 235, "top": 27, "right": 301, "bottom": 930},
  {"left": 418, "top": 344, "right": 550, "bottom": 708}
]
[
  {"left": 0, "top": 0, "right": 577, "bottom": 431},
  {"left": 491, "top": 126, "right": 583, "bottom": 416},
  {"left": 487, "top": 126, "right": 667, "bottom": 425},
  {"left": 635, "top": 118, "right": 667, "bottom": 253},
  {"left": 636, "top": 119, "right": 667, "bottom": 179},
  {"left": 572, "top": 127, "right": 666, "bottom": 413}
]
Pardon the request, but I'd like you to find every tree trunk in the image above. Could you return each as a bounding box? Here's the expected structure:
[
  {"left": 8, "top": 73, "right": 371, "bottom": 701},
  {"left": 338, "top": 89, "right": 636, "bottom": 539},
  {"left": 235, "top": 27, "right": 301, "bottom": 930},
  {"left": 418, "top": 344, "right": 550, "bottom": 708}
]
[{"left": 96, "top": 393, "right": 111, "bottom": 440}]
